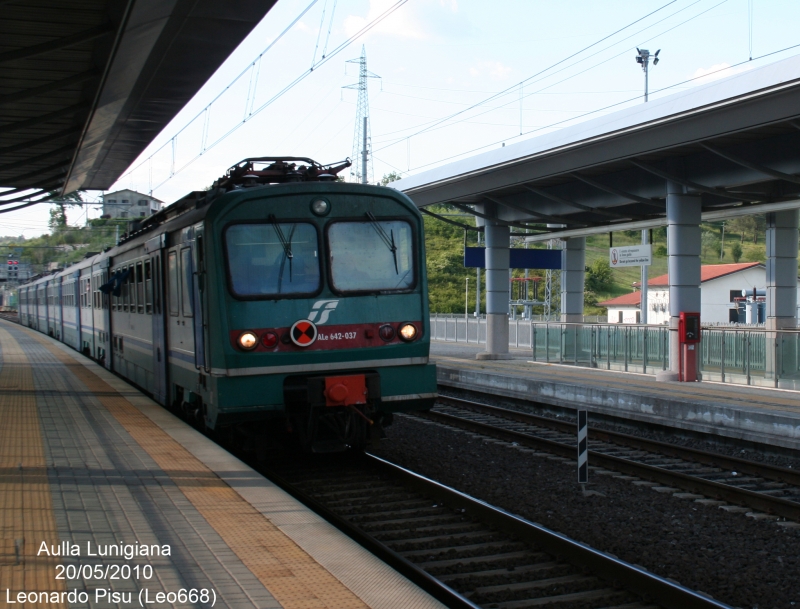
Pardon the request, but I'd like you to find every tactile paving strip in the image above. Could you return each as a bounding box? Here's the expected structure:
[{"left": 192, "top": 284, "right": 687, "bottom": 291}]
[
  {"left": 19, "top": 327, "right": 369, "bottom": 609},
  {"left": 0, "top": 326, "right": 67, "bottom": 607}
]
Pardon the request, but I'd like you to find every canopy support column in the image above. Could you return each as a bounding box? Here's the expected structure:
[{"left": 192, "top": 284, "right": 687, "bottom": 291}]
[
  {"left": 477, "top": 215, "right": 512, "bottom": 360},
  {"left": 560, "top": 237, "right": 585, "bottom": 323},
  {"left": 657, "top": 181, "right": 701, "bottom": 381},
  {"left": 765, "top": 209, "right": 799, "bottom": 382}
]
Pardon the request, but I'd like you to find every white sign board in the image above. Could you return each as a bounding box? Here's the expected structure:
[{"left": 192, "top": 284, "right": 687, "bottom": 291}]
[{"left": 609, "top": 244, "right": 651, "bottom": 268}]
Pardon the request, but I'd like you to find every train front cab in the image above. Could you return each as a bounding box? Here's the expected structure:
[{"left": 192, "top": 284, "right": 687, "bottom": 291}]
[{"left": 182, "top": 183, "right": 437, "bottom": 450}]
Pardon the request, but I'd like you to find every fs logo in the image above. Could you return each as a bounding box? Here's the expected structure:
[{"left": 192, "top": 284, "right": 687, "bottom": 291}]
[{"left": 307, "top": 300, "right": 339, "bottom": 325}]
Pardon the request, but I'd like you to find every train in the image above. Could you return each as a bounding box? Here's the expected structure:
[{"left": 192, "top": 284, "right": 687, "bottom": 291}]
[{"left": 17, "top": 157, "right": 437, "bottom": 452}]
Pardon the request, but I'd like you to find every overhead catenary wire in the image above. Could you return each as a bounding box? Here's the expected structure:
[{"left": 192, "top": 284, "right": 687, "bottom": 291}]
[
  {"left": 373, "top": 0, "right": 715, "bottom": 151},
  {"left": 397, "top": 40, "right": 800, "bottom": 177},
  {"left": 372, "top": 0, "right": 681, "bottom": 153},
  {"left": 125, "top": 0, "right": 411, "bottom": 195},
  {"left": 120, "top": 0, "right": 322, "bottom": 182}
]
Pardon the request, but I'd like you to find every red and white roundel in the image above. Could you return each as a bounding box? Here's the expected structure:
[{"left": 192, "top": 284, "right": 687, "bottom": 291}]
[{"left": 290, "top": 319, "right": 318, "bottom": 347}]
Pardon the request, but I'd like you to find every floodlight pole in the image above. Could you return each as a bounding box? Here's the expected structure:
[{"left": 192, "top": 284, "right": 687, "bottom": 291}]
[
  {"left": 635, "top": 48, "right": 659, "bottom": 103},
  {"left": 635, "top": 48, "right": 659, "bottom": 324}
]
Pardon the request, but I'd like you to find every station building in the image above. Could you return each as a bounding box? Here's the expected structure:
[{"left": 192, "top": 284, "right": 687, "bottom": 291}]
[
  {"left": 600, "top": 262, "right": 800, "bottom": 325},
  {"left": 101, "top": 189, "right": 162, "bottom": 219}
]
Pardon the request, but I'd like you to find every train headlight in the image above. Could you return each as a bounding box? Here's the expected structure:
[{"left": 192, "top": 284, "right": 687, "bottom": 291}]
[
  {"left": 261, "top": 331, "right": 278, "bottom": 348},
  {"left": 310, "top": 199, "right": 330, "bottom": 216},
  {"left": 238, "top": 331, "right": 258, "bottom": 350},
  {"left": 398, "top": 323, "right": 418, "bottom": 342}
]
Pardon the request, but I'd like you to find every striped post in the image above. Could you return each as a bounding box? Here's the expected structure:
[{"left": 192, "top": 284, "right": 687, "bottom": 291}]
[{"left": 577, "top": 410, "right": 588, "bottom": 484}]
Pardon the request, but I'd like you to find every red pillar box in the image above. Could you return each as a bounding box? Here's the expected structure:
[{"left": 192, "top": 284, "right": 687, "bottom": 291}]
[{"left": 678, "top": 312, "right": 701, "bottom": 382}]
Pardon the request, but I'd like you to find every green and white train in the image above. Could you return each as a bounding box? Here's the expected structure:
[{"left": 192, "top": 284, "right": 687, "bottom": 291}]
[{"left": 18, "top": 158, "right": 437, "bottom": 451}]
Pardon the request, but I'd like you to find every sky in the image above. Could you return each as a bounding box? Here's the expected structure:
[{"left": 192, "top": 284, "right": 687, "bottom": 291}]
[{"left": 4, "top": 0, "right": 800, "bottom": 239}]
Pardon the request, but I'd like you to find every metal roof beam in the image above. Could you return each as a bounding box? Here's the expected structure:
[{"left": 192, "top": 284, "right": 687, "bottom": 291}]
[
  {"left": 0, "top": 143, "right": 74, "bottom": 174},
  {"left": 0, "top": 71, "right": 97, "bottom": 107},
  {"left": 0, "top": 187, "right": 56, "bottom": 206},
  {"left": 568, "top": 172, "right": 665, "bottom": 210},
  {"left": 522, "top": 184, "right": 644, "bottom": 220},
  {"left": 1, "top": 162, "right": 67, "bottom": 186},
  {"left": 0, "top": 24, "right": 112, "bottom": 63},
  {"left": 483, "top": 194, "right": 594, "bottom": 227},
  {"left": 450, "top": 202, "right": 548, "bottom": 232},
  {"left": 0, "top": 126, "right": 80, "bottom": 156},
  {"left": 524, "top": 199, "right": 800, "bottom": 243},
  {"left": 0, "top": 103, "right": 88, "bottom": 135},
  {"left": 700, "top": 142, "right": 800, "bottom": 186},
  {"left": 629, "top": 159, "right": 762, "bottom": 202}
]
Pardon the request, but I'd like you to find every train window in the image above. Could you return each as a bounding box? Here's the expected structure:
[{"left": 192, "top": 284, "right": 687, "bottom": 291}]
[
  {"left": 136, "top": 262, "right": 144, "bottom": 314},
  {"left": 180, "top": 248, "right": 193, "bottom": 317},
  {"left": 224, "top": 223, "right": 320, "bottom": 297},
  {"left": 144, "top": 260, "right": 152, "bottom": 314},
  {"left": 168, "top": 251, "right": 179, "bottom": 316},
  {"left": 328, "top": 220, "right": 415, "bottom": 292},
  {"left": 131, "top": 265, "right": 139, "bottom": 313}
]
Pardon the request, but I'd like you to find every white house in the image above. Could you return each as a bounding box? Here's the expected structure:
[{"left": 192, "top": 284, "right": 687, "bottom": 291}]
[
  {"left": 599, "top": 262, "right": 800, "bottom": 325},
  {"left": 102, "top": 189, "right": 162, "bottom": 219}
]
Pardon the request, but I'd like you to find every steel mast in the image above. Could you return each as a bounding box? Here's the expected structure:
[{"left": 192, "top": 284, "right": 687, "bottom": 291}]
[{"left": 344, "top": 46, "right": 380, "bottom": 184}]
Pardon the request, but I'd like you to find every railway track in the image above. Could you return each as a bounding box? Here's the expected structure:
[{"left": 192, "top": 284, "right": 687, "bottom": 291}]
[
  {"left": 427, "top": 395, "right": 800, "bottom": 524},
  {"left": 259, "top": 452, "right": 729, "bottom": 609}
]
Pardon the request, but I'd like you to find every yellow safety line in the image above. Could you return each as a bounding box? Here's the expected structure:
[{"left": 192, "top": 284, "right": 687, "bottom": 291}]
[
  {"left": 28, "top": 332, "right": 368, "bottom": 609},
  {"left": 0, "top": 327, "right": 66, "bottom": 606}
]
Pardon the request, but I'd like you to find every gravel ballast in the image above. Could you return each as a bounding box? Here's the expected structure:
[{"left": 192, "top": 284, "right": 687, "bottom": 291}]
[{"left": 369, "top": 415, "right": 800, "bottom": 609}]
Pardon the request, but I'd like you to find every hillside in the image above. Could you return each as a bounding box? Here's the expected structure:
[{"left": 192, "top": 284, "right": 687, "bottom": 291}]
[{"left": 422, "top": 209, "right": 775, "bottom": 315}]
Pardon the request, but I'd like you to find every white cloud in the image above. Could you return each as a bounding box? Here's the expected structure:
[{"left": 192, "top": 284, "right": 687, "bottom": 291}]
[
  {"left": 469, "top": 60, "right": 512, "bottom": 81},
  {"left": 439, "top": 0, "right": 458, "bottom": 12},
  {"left": 692, "top": 62, "right": 752, "bottom": 84},
  {"left": 344, "top": 0, "right": 426, "bottom": 40}
]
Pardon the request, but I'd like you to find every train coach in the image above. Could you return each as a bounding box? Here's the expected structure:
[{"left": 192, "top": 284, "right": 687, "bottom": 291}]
[{"left": 18, "top": 157, "right": 437, "bottom": 451}]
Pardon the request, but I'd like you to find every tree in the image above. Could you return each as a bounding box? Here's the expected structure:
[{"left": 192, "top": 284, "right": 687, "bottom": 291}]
[
  {"left": 585, "top": 259, "right": 613, "bottom": 294},
  {"left": 731, "top": 242, "right": 743, "bottom": 263},
  {"left": 380, "top": 171, "right": 403, "bottom": 186},
  {"left": 46, "top": 190, "right": 84, "bottom": 234}
]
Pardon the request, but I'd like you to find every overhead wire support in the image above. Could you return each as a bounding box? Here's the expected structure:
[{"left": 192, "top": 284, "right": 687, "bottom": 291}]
[
  {"left": 343, "top": 45, "right": 380, "bottom": 184},
  {"left": 123, "top": 0, "right": 409, "bottom": 194}
]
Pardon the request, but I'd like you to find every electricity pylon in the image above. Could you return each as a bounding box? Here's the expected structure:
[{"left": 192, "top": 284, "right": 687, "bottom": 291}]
[{"left": 343, "top": 46, "right": 380, "bottom": 184}]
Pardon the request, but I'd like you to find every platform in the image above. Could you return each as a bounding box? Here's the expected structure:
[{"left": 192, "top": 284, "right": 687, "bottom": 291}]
[
  {"left": 431, "top": 341, "right": 800, "bottom": 451},
  {"left": 0, "top": 319, "right": 445, "bottom": 609}
]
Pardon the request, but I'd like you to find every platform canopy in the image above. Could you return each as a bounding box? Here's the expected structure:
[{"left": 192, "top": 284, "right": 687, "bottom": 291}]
[
  {"left": 0, "top": 0, "right": 278, "bottom": 201},
  {"left": 393, "top": 54, "right": 800, "bottom": 241}
]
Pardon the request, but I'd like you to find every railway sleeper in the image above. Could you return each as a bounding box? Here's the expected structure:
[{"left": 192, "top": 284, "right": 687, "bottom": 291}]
[
  {"left": 383, "top": 530, "right": 499, "bottom": 549},
  {"left": 400, "top": 540, "right": 526, "bottom": 560},
  {"left": 491, "top": 588, "right": 634, "bottom": 609},
  {"left": 436, "top": 561, "right": 564, "bottom": 584},
  {"left": 419, "top": 550, "right": 544, "bottom": 571}
]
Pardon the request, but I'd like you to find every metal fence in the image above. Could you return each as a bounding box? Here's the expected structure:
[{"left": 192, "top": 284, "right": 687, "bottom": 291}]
[{"left": 429, "top": 314, "right": 800, "bottom": 388}]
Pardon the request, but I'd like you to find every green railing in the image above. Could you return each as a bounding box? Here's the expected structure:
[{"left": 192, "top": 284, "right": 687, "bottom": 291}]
[
  {"left": 531, "top": 323, "right": 669, "bottom": 374},
  {"left": 529, "top": 322, "right": 800, "bottom": 388}
]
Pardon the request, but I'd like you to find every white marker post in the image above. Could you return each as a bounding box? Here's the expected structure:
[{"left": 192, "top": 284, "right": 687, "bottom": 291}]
[{"left": 577, "top": 410, "right": 588, "bottom": 487}]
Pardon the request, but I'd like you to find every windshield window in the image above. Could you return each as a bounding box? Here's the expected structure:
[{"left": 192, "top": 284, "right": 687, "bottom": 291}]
[
  {"left": 329, "top": 220, "right": 414, "bottom": 292},
  {"left": 225, "top": 223, "right": 320, "bottom": 296}
]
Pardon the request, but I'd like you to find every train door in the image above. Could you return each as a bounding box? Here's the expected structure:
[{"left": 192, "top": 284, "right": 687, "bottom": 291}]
[
  {"left": 55, "top": 278, "right": 62, "bottom": 340},
  {"left": 58, "top": 279, "right": 64, "bottom": 341},
  {"left": 146, "top": 234, "right": 167, "bottom": 404},
  {"left": 70, "top": 272, "right": 80, "bottom": 350},
  {"left": 94, "top": 259, "right": 110, "bottom": 367},
  {"left": 190, "top": 224, "right": 207, "bottom": 371}
]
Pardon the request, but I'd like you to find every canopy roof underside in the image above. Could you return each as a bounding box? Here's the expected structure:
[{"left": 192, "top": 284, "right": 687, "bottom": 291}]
[{"left": 0, "top": 0, "right": 278, "bottom": 202}]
